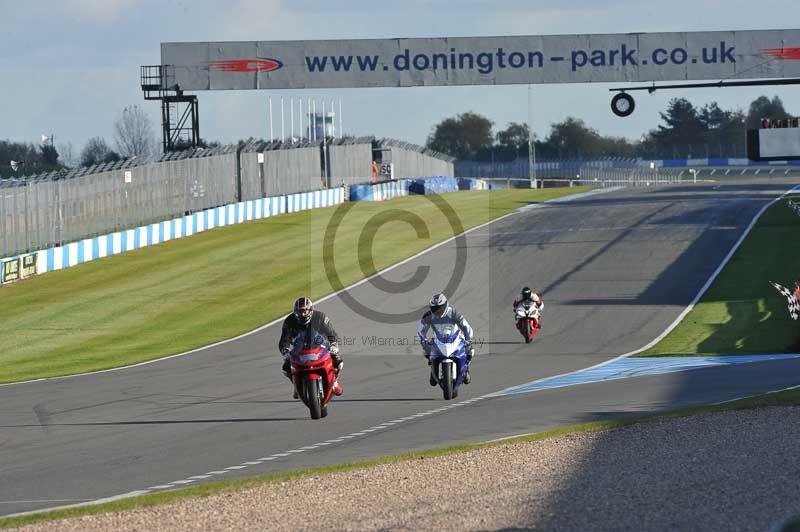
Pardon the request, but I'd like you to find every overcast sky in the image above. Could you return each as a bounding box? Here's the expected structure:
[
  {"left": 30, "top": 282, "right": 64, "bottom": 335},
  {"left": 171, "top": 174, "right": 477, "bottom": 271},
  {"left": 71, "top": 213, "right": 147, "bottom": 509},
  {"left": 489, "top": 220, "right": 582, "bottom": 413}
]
[{"left": 2, "top": 0, "right": 799, "bottom": 154}]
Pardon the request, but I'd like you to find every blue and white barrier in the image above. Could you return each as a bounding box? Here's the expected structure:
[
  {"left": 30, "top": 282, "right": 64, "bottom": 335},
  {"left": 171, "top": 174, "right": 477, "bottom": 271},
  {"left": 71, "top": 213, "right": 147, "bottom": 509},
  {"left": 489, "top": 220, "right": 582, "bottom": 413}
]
[
  {"left": 407, "top": 177, "right": 491, "bottom": 195},
  {"left": 349, "top": 180, "right": 410, "bottom": 202},
  {"left": 0, "top": 187, "right": 345, "bottom": 284},
  {"left": 351, "top": 177, "right": 491, "bottom": 202}
]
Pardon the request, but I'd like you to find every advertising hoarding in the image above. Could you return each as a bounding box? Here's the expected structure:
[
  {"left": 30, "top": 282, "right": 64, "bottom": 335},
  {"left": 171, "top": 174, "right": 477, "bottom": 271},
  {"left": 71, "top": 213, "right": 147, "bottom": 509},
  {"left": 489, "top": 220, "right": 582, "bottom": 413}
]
[{"left": 161, "top": 30, "right": 800, "bottom": 90}]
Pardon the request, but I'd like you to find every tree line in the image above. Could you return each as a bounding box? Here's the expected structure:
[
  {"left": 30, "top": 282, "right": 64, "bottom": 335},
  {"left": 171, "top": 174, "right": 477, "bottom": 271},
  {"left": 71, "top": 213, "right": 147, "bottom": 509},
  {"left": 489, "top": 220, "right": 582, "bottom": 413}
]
[
  {"left": 0, "top": 105, "right": 159, "bottom": 179},
  {"left": 425, "top": 95, "right": 794, "bottom": 161}
]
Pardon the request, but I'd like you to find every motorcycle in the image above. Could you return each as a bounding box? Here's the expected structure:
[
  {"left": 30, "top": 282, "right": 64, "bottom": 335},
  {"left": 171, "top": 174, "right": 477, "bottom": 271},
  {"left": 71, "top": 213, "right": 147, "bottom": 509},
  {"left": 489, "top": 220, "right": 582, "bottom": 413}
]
[
  {"left": 428, "top": 323, "right": 469, "bottom": 400},
  {"left": 515, "top": 303, "right": 541, "bottom": 344},
  {"left": 289, "top": 332, "right": 337, "bottom": 420}
]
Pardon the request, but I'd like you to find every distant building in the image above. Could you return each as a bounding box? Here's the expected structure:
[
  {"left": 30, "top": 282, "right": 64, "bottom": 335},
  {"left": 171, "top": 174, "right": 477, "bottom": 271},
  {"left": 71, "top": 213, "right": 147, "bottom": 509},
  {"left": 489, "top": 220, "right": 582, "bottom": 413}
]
[{"left": 308, "top": 112, "right": 336, "bottom": 139}]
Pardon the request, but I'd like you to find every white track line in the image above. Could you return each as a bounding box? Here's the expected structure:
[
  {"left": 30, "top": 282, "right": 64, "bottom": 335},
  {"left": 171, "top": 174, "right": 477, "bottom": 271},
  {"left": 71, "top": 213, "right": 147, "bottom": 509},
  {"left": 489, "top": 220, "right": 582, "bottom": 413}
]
[
  {"left": 135, "top": 182, "right": 800, "bottom": 499},
  {"left": 486, "top": 182, "right": 800, "bottom": 398},
  {"left": 10, "top": 183, "right": 787, "bottom": 518},
  {"left": 62, "top": 184, "right": 798, "bottom": 512}
]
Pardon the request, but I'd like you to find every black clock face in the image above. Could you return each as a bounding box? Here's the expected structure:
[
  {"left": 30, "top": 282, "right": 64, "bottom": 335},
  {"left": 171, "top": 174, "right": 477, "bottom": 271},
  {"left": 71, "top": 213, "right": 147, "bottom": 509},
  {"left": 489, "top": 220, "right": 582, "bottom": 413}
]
[{"left": 611, "top": 93, "right": 635, "bottom": 117}]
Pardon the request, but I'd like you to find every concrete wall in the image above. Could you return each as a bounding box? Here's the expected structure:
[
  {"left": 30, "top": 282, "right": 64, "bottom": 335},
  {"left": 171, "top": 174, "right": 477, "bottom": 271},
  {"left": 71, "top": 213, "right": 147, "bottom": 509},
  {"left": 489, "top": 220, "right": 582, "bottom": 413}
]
[
  {"left": 389, "top": 147, "right": 454, "bottom": 178},
  {"left": 328, "top": 143, "right": 373, "bottom": 185},
  {"left": 240, "top": 147, "right": 323, "bottom": 199}
]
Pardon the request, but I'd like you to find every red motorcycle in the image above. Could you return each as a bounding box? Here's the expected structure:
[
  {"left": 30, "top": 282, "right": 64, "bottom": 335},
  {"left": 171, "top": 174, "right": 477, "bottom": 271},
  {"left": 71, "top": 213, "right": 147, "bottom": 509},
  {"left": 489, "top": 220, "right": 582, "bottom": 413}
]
[
  {"left": 515, "top": 303, "right": 541, "bottom": 344},
  {"left": 289, "top": 337, "right": 337, "bottom": 420}
]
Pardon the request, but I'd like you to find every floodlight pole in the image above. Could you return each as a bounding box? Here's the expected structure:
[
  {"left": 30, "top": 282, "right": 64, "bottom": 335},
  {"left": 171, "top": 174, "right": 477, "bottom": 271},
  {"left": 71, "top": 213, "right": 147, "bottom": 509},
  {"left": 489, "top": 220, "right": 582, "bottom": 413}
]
[
  {"left": 527, "top": 85, "right": 537, "bottom": 189},
  {"left": 268, "top": 97, "right": 274, "bottom": 142}
]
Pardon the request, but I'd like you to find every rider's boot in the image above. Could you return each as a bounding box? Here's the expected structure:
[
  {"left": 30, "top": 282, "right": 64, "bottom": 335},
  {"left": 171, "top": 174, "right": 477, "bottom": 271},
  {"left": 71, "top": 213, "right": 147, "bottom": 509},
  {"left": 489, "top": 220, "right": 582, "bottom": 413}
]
[
  {"left": 282, "top": 358, "right": 298, "bottom": 399},
  {"left": 332, "top": 357, "right": 344, "bottom": 396},
  {"left": 429, "top": 368, "right": 437, "bottom": 387},
  {"left": 464, "top": 368, "right": 471, "bottom": 385}
]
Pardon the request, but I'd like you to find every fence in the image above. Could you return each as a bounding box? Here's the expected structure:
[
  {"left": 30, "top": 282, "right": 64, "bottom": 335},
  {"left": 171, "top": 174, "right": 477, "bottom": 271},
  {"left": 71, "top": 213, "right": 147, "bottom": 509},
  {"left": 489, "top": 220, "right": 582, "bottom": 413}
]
[
  {"left": 376, "top": 139, "right": 455, "bottom": 178},
  {"left": 0, "top": 152, "right": 238, "bottom": 259},
  {"left": 239, "top": 145, "right": 323, "bottom": 199},
  {"left": 0, "top": 187, "right": 345, "bottom": 286},
  {"left": 1, "top": 137, "right": 459, "bottom": 259}
]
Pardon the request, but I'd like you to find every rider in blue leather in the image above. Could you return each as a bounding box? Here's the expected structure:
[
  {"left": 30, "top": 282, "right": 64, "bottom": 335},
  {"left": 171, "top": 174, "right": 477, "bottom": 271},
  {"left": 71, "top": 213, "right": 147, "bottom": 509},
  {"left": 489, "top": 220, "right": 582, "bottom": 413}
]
[{"left": 418, "top": 293, "right": 475, "bottom": 386}]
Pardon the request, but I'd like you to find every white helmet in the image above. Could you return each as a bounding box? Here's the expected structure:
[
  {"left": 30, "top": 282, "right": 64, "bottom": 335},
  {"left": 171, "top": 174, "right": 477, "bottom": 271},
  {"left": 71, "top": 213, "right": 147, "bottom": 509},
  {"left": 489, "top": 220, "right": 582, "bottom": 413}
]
[{"left": 430, "top": 293, "right": 448, "bottom": 318}]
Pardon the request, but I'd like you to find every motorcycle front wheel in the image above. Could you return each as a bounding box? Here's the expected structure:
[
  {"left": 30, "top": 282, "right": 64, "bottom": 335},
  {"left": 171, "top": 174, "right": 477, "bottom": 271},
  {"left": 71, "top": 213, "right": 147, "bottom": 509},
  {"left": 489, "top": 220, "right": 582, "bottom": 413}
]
[
  {"left": 304, "top": 379, "right": 323, "bottom": 419},
  {"left": 441, "top": 360, "right": 454, "bottom": 400}
]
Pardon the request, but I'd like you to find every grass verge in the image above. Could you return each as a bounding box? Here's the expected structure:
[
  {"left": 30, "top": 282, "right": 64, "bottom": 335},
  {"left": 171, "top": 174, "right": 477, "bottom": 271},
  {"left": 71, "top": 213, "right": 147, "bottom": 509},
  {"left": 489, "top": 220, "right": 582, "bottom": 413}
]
[
  {"left": 0, "top": 187, "right": 588, "bottom": 384},
  {"left": 2, "top": 385, "right": 798, "bottom": 529},
  {"left": 641, "top": 192, "right": 800, "bottom": 356}
]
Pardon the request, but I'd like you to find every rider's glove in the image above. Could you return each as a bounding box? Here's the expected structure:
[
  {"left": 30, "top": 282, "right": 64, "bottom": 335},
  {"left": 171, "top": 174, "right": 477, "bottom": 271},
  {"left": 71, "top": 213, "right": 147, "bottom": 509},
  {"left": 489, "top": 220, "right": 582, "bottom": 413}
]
[{"left": 329, "top": 344, "right": 339, "bottom": 356}]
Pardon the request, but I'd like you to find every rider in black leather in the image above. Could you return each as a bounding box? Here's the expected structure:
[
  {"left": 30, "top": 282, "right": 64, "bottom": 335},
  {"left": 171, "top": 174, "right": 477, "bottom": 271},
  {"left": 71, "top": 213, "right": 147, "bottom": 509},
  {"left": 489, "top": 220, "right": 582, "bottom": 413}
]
[{"left": 279, "top": 297, "right": 343, "bottom": 396}]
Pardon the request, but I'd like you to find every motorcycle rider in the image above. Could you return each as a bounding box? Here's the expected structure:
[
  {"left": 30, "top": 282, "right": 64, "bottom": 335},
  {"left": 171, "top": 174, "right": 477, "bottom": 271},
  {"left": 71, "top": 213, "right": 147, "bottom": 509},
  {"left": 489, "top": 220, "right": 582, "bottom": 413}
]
[
  {"left": 513, "top": 286, "right": 544, "bottom": 327},
  {"left": 418, "top": 293, "right": 475, "bottom": 386},
  {"left": 279, "top": 297, "right": 343, "bottom": 398}
]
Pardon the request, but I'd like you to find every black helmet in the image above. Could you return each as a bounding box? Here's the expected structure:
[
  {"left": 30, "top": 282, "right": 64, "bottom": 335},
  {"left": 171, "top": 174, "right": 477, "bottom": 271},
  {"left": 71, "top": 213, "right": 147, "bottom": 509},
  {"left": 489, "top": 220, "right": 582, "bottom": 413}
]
[
  {"left": 521, "top": 286, "right": 532, "bottom": 299},
  {"left": 293, "top": 297, "right": 313, "bottom": 325},
  {"left": 430, "top": 293, "right": 448, "bottom": 318}
]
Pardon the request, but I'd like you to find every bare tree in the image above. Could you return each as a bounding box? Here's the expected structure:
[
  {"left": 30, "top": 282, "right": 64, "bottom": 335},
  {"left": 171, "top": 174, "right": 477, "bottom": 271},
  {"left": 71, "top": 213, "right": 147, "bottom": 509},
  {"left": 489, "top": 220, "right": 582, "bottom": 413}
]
[
  {"left": 113, "top": 105, "right": 158, "bottom": 159},
  {"left": 57, "top": 141, "right": 76, "bottom": 168}
]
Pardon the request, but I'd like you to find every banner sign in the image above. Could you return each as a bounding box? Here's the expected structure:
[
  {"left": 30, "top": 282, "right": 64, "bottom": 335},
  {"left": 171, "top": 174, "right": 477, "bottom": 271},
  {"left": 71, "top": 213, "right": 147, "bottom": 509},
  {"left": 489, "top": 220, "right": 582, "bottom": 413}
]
[
  {"left": 20, "top": 253, "right": 37, "bottom": 279},
  {"left": 162, "top": 29, "right": 800, "bottom": 90},
  {"left": 379, "top": 163, "right": 394, "bottom": 180},
  {"left": 1, "top": 258, "right": 20, "bottom": 284}
]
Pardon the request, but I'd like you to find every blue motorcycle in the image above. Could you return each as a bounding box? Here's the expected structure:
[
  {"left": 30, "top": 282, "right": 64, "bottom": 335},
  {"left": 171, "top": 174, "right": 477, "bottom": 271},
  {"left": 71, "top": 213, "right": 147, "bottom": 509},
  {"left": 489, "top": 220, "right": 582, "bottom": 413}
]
[{"left": 428, "top": 323, "right": 469, "bottom": 400}]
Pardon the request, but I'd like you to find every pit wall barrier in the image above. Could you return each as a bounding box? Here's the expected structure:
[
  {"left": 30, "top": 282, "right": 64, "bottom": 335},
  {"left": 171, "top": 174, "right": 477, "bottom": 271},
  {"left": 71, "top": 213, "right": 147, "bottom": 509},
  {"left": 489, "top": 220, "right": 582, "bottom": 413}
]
[
  {"left": 348, "top": 177, "right": 491, "bottom": 202},
  {"left": 0, "top": 187, "right": 345, "bottom": 286}
]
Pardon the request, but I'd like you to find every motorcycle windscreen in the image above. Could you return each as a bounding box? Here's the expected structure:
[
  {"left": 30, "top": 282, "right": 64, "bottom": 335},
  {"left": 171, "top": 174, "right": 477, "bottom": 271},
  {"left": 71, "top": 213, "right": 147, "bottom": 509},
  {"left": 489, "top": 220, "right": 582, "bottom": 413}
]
[
  {"left": 432, "top": 323, "right": 463, "bottom": 358},
  {"left": 290, "top": 328, "right": 329, "bottom": 356}
]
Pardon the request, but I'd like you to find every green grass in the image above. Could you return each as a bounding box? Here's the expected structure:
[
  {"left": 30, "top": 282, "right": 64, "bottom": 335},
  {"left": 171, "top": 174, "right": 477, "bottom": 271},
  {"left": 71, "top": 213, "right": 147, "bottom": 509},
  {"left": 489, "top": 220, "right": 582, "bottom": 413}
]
[
  {"left": 0, "top": 187, "right": 588, "bottom": 384},
  {"left": 642, "top": 193, "right": 800, "bottom": 357},
  {"left": 2, "top": 384, "right": 797, "bottom": 529}
]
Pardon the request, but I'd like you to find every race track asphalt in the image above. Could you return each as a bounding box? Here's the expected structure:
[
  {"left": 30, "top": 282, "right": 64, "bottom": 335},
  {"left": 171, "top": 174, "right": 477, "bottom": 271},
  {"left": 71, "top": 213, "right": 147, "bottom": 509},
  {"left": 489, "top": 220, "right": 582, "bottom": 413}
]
[{"left": 2, "top": 178, "right": 799, "bottom": 517}]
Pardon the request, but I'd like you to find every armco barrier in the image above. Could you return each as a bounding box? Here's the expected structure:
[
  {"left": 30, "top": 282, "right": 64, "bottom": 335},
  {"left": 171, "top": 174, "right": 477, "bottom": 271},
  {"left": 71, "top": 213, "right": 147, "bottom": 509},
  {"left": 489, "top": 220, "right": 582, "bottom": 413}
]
[
  {"left": 0, "top": 187, "right": 344, "bottom": 285},
  {"left": 655, "top": 158, "right": 800, "bottom": 167}
]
